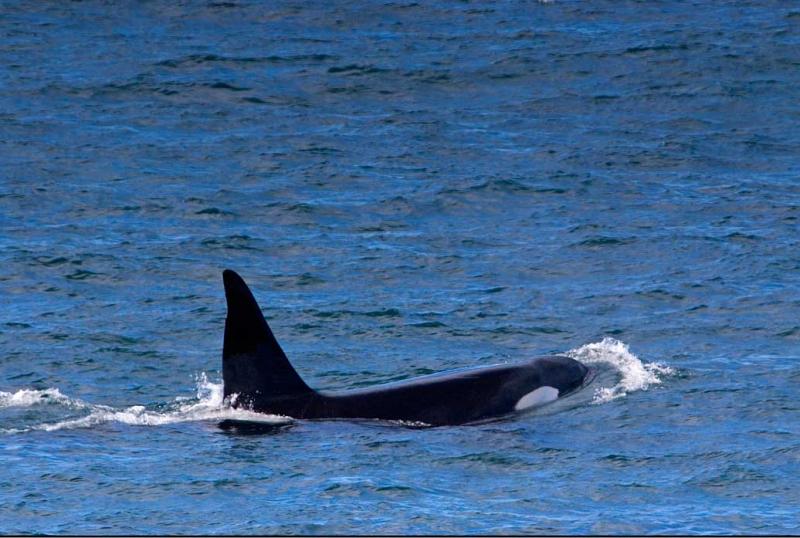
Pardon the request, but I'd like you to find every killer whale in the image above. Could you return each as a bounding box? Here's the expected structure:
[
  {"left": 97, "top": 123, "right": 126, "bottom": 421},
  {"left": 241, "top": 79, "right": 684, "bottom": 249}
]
[{"left": 221, "top": 269, "right": 590, "bottom": 426}]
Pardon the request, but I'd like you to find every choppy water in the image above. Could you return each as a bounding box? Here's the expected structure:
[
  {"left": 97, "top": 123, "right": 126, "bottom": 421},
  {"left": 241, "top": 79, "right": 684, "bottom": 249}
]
[{"left": 2, "top": 0, "right": 799, "bottom": 534}]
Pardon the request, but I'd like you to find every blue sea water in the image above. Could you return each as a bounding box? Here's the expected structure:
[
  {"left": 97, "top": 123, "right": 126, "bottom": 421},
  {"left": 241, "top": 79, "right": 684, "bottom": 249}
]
[{"left": 1, "top": 0, "right": 799, "bottom": 534}]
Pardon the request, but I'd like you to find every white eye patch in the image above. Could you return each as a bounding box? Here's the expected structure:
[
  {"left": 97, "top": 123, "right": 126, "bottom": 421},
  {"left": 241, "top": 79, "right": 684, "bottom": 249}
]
[{"left": 514, "top": 386, "right": 559, "bottom": 411}]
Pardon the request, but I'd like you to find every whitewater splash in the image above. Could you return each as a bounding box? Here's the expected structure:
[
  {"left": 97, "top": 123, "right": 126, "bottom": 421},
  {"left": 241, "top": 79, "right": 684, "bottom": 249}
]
[
  {"left": 0, "top": 387, "right": 79, "bottom": 408},
  {"left": 567, "top": 338, "right": 673, "bottom": 403},
  {"left": 0, "top": 373, "right": 290, "bottom": 434}
]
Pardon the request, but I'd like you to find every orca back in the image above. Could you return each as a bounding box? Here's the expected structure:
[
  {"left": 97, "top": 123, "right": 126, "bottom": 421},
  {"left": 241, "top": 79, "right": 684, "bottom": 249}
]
[{"left": 220, "top": 269, "right": 590, "bottom": 425}]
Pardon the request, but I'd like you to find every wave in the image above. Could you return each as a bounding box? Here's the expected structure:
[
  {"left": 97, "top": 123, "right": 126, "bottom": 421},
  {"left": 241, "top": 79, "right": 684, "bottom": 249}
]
[
  {"left": 567, "top": 338, "right": 674, "bottom": 403},
  {"left": 0, "top": 387, "right": 83, "bottom": 408},
  {"left": 1, "top": 374, "right": 290, "bottom": 434}
]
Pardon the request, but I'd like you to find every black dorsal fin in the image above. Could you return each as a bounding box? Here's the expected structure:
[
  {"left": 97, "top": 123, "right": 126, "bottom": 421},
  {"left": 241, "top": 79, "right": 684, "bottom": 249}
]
[{"left": 222, "top": 269, "right": 312, "bottom": 404}]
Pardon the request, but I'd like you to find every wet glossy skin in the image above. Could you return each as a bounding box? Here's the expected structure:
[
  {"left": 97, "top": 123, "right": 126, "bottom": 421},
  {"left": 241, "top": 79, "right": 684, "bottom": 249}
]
[
  {"left": 248, "top": 357, "right": 588, "bottom": 425},
  {"left": 222, "top": 270, "right": 589, "bottom": 425}
]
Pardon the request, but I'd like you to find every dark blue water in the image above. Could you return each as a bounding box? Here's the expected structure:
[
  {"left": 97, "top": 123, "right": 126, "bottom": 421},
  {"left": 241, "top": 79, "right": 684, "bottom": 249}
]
[{"left": 2, "top": 1, "right": 799, "bottom": 534}]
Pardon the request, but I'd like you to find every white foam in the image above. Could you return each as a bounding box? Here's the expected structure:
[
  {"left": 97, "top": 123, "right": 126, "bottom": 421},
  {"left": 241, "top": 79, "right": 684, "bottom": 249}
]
[
  {"left": 567, "top": 338, "right": 673, "bottom": 403},
  {"left": 0, "top": 387, "right": 85, "bottom": 408},
  {"left": 1, "top": 373, "right": 291, "bottom": 433}
]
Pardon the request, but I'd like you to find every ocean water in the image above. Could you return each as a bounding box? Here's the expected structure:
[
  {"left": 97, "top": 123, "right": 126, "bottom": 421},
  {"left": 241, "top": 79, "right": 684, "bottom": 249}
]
[{"left": 1, "top": 0, "right": 799, "bottom": 534}]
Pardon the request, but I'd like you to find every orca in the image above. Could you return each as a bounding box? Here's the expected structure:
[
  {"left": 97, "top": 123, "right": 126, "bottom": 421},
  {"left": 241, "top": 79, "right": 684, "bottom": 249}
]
[{"left": 221, "top": 269, "right": 591, "bottom": 426}]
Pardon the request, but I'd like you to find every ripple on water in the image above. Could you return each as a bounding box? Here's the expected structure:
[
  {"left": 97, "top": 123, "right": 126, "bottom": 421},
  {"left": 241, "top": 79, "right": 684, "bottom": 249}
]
[{"left": 2, "top": 0, "right": 800, "bottom": 534}]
